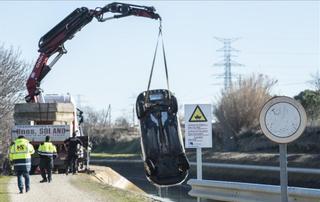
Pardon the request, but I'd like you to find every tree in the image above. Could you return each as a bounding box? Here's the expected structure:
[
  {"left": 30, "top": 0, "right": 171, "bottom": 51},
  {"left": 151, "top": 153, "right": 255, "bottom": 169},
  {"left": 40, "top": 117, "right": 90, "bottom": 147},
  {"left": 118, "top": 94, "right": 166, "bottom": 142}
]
[
  {"left": 115, "top": 117, "right": 130, "bottom": 128},
  {"left": 0, "top": 45, "right": 29, "bottom": 165},
  {"left": 214, "top": 74, "right": 276, "bottom": 151},
  {"left": 80, "top": 106, "right": 112, "bottom": 148},
  {"left": 294, "top": 89, "right": 320, "bottom": 126},
  {"left": 309, "top": 70, "right": 320, "bottom": 92}
]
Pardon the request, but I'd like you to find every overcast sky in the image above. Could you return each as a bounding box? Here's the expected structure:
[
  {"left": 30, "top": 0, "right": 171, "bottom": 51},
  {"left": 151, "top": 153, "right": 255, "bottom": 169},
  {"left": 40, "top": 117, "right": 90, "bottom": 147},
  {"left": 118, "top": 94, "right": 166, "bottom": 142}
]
[{"left": 1, "top": 1, "right": 319, "bottom": 122}]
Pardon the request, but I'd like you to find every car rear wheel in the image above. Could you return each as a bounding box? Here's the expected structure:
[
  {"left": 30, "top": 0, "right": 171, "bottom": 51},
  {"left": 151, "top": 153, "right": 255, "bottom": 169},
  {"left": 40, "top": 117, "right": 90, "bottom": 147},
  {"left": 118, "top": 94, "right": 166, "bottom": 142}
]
[
  {"left": 136, "top": 101, "right": 146, "bottom": 119},
  {"left": 144, "top": 158, "right": 156, "bottom": 176},
  {"left": 170, "top": 96, "right": 178, "bottom": 113},
  {"left": 178, "top": 154, "right": 190, "bottom": 172}
]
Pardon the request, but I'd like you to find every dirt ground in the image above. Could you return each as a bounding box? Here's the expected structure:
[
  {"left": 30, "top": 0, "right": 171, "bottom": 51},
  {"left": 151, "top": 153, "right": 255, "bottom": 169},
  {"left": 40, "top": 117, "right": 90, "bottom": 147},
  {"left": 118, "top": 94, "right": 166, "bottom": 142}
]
[
  {"left": 7, "top": 168, "right": 162, "bottom": 202},
  {"left": 8, "top": 174, "right": 106, "bottom": 202}
]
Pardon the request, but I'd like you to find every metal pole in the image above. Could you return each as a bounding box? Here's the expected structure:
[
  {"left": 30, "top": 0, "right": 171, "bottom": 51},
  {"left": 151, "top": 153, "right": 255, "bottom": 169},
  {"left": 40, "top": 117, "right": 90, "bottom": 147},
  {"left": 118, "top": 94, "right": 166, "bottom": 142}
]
[
  {"left": 158, "top": 187, "right": 162, "bottom": 197},
  {"left": 86, "top": 135, "right": 90, "bottom": 170},
  {"left": 165, "top": 187, "right": 168, "bottom": 197},
  {"left": 279, "top": 144, "right": 288, "bottom": 202},
  {"left": 197, "top": 147, "right": 202, "bottom": 202},
  {"left": 197, "top": 147, "right": 202, "bottom": 179}
]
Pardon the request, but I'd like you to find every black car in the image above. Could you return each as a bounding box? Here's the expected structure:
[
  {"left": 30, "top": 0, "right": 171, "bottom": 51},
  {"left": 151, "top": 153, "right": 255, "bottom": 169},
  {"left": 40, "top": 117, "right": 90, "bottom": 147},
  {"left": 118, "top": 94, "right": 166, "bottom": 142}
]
[{"left": 136, "top": 89, "right": 189, "bottom": 186}]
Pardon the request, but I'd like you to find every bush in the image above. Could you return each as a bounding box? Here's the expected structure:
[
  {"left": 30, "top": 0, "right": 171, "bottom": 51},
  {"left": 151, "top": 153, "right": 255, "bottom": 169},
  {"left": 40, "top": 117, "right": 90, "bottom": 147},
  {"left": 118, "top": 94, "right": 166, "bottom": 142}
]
[{"left": 214, "top": 74, "right": 276, "bottom": 151}]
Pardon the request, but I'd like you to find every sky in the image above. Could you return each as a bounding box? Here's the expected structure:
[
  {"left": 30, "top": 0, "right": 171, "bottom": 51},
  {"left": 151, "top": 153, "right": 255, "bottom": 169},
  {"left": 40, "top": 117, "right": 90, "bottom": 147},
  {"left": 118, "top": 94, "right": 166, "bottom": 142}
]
[{"left": 0, "top": 1, "right": 319, "bottom": 122}]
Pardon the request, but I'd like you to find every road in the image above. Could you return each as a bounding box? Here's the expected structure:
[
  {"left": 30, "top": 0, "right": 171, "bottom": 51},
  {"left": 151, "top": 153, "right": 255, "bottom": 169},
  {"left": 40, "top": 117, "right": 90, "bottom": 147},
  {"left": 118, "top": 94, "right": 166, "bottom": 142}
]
[{"left": 8, "top": 174, "right": 105, "bottom": 202}]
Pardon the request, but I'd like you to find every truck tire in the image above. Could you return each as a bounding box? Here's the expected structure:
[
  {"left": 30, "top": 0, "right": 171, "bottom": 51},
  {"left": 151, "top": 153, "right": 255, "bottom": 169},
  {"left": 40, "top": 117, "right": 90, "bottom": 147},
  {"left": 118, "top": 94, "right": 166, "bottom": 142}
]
[
  {"left": 29, "top": 165, "right": 38, "bottom": 175},
  {"left": 58, "top": 168, "right": 66, "bottom": 174}
]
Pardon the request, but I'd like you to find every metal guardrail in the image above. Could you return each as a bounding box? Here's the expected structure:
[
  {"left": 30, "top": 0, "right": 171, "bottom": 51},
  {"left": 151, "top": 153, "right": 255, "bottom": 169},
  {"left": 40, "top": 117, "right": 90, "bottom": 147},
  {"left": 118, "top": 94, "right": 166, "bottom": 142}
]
[{"left": 188, "top": 179, "right": 320, "bottom": 202}]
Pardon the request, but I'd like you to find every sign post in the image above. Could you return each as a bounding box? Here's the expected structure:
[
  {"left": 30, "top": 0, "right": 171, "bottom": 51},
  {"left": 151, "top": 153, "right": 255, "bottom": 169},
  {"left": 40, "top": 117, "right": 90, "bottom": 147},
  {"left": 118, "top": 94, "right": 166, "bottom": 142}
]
[
  {"left": 196, "top": 148, "right": 202, "bottom": 180},
  {"left": 259, "top": 96, "right": 307, "bottom": 202},
  {"left": 185, "top": 104, "right": 212, "bottom": 202},
  {"left": 279, "top": 144, "right": 288, "bottom": 202}
]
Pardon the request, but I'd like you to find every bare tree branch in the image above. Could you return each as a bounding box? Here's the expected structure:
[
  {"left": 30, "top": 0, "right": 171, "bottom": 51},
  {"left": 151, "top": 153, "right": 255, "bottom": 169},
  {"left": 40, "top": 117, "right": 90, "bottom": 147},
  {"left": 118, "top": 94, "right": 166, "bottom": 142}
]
[{"left": 0, "top": 44, "right": 29, "bottom": 165}]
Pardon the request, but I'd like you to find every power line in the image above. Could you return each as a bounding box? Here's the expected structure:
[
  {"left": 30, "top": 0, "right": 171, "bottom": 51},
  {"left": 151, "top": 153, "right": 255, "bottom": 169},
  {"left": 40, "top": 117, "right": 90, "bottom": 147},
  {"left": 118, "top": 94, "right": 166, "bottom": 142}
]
[{"left": 214, "top": 37, "right": 244, "bottom": 90}]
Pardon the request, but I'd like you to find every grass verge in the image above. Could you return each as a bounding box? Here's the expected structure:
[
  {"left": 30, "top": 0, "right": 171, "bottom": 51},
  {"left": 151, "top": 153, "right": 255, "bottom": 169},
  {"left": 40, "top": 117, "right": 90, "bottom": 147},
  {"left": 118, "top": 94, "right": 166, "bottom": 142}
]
[
  {"left": 70, "top": 174, "right": 154, "bottom": 202},
  {"left": 0, "top": 175, "right": 11, "bottom": 202},
  {"left": 93, "top": 138, "right": 141, "bottom": 154}
]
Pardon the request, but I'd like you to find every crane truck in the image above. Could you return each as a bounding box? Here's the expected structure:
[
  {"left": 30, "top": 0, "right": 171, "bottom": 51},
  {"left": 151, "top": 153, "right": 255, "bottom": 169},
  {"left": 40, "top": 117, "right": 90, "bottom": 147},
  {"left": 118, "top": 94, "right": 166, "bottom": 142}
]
[{"left": 12, "top": 2, "right": 160, "bottom": 173}]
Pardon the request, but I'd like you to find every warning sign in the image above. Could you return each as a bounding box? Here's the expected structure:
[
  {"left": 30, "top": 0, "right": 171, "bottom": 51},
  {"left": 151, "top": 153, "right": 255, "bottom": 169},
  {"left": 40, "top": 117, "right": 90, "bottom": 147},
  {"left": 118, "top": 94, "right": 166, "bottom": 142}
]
[
  {"left": 185, "top": 104, "right": 212, "bottom": 148},
  {"left": 189, "top": 105, "right": 207, "bottom": 122}
]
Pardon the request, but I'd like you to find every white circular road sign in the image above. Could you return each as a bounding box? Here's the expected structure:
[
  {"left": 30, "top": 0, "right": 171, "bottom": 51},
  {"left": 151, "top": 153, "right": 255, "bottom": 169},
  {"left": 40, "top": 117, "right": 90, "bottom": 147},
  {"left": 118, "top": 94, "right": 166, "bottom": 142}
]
[{"left": 259, "top": 96, "right": 307, "bottom": 144}]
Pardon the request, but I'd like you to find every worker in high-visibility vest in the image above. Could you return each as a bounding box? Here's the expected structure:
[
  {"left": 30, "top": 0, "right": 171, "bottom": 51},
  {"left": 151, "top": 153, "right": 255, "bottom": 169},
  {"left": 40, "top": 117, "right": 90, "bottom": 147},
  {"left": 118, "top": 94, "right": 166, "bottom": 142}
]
[
  {"left": 9, "top": 135, "right": 35, "bottom": 194},
  {"left": 38, "top": 135, "right": 57, "bottom": 183}
]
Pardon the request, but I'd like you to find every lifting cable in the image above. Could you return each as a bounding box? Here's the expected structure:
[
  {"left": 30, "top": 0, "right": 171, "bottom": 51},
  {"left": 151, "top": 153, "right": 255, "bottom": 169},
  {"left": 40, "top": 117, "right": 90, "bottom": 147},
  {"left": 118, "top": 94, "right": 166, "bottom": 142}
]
[{"left": 145, "top": 20, "right": 171, "bottom": 103}]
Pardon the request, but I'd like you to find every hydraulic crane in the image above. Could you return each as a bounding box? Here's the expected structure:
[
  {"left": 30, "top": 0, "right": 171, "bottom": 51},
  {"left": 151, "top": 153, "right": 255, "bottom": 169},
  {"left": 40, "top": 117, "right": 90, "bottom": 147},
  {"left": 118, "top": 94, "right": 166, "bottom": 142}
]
[{"left": 25, "top": 2, "right": 160, "bottom": 102}]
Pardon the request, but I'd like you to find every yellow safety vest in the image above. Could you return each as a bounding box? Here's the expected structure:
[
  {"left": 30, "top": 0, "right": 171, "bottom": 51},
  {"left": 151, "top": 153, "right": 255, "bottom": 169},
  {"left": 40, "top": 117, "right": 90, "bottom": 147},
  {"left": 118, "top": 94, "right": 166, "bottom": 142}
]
[
  {"left": 38, "top": 142, "right": 57, "bottom": 157},
  {"left": 9, "top": 138, "right": 35, "bottom": 170}
]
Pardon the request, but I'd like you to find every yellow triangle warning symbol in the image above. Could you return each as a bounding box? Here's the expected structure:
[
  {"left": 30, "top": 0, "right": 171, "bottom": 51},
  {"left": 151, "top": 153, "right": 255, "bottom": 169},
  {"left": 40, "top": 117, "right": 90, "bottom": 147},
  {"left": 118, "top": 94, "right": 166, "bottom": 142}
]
[{"left": 189, "top": 105, "right": 207, "bottom": 122}]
